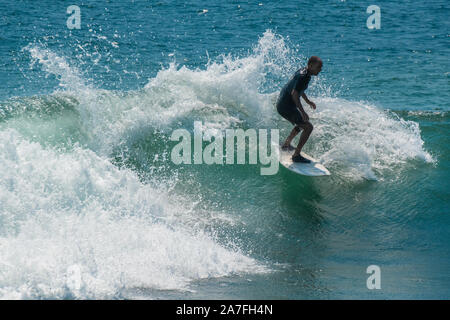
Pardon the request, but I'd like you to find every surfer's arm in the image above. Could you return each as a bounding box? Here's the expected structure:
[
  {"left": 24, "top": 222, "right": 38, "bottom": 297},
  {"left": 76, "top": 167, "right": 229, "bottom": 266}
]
[
  {"left": 301, "top": 93, "right": 316, "bottom": 110},
  {"left": 291, "top": 89, "right": 309, "bottom": 121}
]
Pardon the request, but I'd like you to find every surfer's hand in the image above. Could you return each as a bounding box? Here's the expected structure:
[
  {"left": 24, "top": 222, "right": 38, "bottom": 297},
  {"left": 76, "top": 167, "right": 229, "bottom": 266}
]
[{"left": 308, "top": 101, "right": 316, "bottom": 110}]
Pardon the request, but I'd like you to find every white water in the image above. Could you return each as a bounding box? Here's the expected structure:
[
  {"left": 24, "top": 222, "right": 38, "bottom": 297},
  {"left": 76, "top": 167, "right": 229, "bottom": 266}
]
[
  {"left": 310, "top": 97, "right": 434, "bottom": 180},
  {"left": 0, "top": 129, "right": 264, "bottom": 299}
]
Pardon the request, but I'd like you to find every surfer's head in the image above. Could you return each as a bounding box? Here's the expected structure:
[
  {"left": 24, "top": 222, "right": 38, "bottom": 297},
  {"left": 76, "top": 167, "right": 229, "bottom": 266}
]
[{"left": 307, "top": 56, "right": 322, "bottom": 75}]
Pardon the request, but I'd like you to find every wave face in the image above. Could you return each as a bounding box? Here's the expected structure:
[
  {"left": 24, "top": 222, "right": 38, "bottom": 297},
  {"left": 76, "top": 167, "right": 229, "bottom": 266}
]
[
  {"left": 11, "top": 31, "right": 432, "bottom": 179},
  {"left": 0, "top": 30, "right": 437, "bottom": 299}
]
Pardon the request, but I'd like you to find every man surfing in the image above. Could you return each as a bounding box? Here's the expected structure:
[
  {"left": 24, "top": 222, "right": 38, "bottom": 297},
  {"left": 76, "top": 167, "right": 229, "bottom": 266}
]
[{"left": 276, "top": 56, "right": 322, "bottom": 163}]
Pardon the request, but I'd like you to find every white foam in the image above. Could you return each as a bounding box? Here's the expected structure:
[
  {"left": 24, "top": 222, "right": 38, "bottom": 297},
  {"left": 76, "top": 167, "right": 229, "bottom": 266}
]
[
  {"left": 307, "top": 97, "right": 434, "bottom": 180},
  {"left": 23, "top": 31, "right": 299, "bottom": 156},
  {"left": 0, "top": 129, "right": 265, "bottom": 299}
]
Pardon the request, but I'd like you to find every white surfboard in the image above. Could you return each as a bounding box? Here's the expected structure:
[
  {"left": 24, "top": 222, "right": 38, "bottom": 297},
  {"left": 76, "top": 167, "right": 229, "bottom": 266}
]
[{"left": 279, "top": 148, "right": 330, "bottom": 176}]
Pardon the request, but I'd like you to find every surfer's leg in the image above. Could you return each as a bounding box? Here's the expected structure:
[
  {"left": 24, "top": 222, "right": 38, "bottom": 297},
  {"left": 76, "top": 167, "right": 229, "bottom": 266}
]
[
  {"left": 282, "top": 126, "right": 301, "bottom": 148},
  {"left": 292, "top": 121, "right": 313, "bottom": 157},
  {"left": 277, "top": 104, "right": 304, "bottom": 149}
]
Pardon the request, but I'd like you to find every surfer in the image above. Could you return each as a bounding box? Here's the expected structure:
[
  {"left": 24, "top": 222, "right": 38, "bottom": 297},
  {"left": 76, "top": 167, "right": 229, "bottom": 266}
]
[{"left": 276, "top": 56, "right": 322, "bottom": 163}]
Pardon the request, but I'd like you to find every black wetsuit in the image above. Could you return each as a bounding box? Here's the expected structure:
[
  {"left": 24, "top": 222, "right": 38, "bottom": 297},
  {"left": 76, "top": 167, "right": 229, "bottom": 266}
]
[{"left": 276, "top": 67, "right": 311, "bottom": 126}]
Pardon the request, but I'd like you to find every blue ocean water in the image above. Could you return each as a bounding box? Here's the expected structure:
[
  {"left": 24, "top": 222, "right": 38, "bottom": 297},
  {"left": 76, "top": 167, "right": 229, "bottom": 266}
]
[{"left": 0, "top": 0, "right": 448, "bottom": 299}]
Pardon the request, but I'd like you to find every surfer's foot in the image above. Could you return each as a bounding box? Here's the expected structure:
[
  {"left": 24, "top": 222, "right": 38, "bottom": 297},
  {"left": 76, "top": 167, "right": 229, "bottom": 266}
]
[
  {"left": 281, "top": 144, "right": 295, "bottom": 151},
  {"left": 292, "top": 154, "right": 311, "bottom": 163}
]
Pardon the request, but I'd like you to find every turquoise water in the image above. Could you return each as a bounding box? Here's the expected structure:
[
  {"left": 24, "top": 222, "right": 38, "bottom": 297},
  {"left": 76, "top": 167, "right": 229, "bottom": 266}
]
[{"left": 0, "top": 0, "right": 448, "bottom": 299}]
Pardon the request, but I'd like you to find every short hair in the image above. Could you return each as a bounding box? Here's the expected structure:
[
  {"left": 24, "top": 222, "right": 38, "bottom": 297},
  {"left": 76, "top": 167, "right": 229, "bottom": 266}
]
[{"left": 308, "top": 56, "right": 322, "bottom": 66}]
